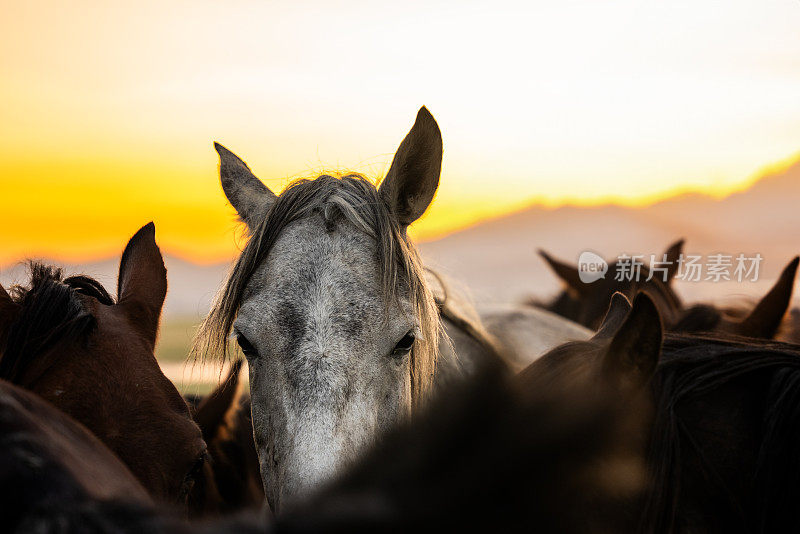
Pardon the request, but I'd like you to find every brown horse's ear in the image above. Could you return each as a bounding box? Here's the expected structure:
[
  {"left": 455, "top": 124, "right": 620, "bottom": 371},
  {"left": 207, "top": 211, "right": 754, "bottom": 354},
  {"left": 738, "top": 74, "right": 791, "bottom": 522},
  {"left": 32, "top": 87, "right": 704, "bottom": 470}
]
[
  {"left": 195, "top": 359, "right": 244, "bottom": 442},
  {"left": 0, "top": 284, "right": 20, "bottom": 335},
  {"left": 539, "top": 250, "right": 587, "bottom": 295},
  {"left": 662, "top": 239, "right": 684, "bottom": 284},
  {"left": 379, "top": 107, "right": 443, "bottom": 227},
  {"left": 0, "top": 284, "right": 12, "bottom": 310},
  {"left": 736, "top": 256, "right": 799, "bottom": 339},
  {"left": 215, "top": 142, "right": 278, "bottom": 230},
  {"left": 117, "top": 222, "right": 167, "bottom": 347},
  {"left": 593, "top": 292, "right": 633, "bottom": 340},
  {"left": 602, "top": 292, "right": 662, "bottom": 390}
]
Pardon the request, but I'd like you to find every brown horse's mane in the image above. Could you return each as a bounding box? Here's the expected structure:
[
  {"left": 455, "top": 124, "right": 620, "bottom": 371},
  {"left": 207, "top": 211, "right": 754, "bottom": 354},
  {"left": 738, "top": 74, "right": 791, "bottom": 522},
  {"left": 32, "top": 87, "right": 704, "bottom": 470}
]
[
  {"left": 0, "top": 263, "right": 113, "bottom": 383},
  {"left": 643, "top": 331, "right": 800, "bottom": 532},
  {"left": 670, "top": 299, "right": 755, "bottom": 334},
  {"left": 670, "top": 303, "right": 726, "bottom": 333}
]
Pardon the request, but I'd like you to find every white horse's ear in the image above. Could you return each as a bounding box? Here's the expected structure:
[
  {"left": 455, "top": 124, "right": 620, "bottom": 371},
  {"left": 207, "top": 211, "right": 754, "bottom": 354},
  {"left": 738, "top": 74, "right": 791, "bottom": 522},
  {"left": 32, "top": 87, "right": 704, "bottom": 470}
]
[
  {"left": 215, "top": 142, "right": 277, "bottom": 230},
  {"left": 379, "top": 107, "right": 443, "bottom": 227}
]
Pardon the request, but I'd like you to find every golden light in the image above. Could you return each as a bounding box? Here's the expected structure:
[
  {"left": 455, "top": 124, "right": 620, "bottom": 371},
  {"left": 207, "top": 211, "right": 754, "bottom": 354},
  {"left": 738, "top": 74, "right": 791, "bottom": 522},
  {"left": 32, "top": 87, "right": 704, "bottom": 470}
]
[{"left": 1, "top": 1, "right": 799, "bottom": 265}]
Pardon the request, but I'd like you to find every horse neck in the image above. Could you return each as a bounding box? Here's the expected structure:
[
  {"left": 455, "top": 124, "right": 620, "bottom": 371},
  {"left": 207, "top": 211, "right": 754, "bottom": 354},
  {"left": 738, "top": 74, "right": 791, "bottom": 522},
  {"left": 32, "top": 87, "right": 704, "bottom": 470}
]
[
  {"left": 643, "top": 347, "right": 800, "bottom": 531},
  {"left": 426, "top": 271, "right": 510, "bottom": 386}
]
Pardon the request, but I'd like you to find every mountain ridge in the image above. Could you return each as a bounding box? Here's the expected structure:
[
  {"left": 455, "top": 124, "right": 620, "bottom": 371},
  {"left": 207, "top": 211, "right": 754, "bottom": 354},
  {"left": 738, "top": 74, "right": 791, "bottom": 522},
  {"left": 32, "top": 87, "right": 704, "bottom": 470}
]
[{"left": 3, "top": 155, "right": 798, "bottom": 316}]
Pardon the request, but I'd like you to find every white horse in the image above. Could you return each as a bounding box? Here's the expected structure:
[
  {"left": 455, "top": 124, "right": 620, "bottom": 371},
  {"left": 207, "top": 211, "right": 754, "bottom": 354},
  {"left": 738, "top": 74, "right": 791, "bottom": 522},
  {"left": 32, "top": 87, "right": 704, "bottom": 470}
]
[
  {"left": 428, "top": 271, "right": 591, "bottom": 373},
  {"left": 196, "top": 108, "right": 588, "bottom": 512},
  {"left": 476, "top": 304, "right": 591, "bottom": 371}
]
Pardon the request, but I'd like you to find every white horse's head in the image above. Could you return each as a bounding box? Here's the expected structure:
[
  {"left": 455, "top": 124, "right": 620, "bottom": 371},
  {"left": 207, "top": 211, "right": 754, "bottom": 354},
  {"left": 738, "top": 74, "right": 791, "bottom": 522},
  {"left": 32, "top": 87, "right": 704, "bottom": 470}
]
[{"left": 197, "top": 108, "right": 445, "bottom": 512}]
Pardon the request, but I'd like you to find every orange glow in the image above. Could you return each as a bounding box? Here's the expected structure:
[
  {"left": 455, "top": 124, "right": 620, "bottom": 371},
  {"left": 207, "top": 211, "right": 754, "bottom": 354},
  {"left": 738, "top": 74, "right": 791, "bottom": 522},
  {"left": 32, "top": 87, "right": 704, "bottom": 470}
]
[
  {"left": 2, "top": 1, "right": 799, "bottom": 266},
  {"left": 3, "top": 151, "right": 798, "bottom": 266}
]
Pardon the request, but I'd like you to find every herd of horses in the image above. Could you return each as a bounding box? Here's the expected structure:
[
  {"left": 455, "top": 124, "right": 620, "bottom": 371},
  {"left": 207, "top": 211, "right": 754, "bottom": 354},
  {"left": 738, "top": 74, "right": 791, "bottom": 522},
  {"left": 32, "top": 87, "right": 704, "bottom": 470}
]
[{"left": 2, "top": 107, "right": 800, "bottom": 533}]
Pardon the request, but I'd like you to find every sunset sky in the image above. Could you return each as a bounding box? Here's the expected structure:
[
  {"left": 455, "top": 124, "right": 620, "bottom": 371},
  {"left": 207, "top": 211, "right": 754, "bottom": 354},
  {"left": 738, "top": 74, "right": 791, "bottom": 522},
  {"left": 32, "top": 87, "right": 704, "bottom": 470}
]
[{"left": 1, "top": 0, "right": 799, "bottom": 265}]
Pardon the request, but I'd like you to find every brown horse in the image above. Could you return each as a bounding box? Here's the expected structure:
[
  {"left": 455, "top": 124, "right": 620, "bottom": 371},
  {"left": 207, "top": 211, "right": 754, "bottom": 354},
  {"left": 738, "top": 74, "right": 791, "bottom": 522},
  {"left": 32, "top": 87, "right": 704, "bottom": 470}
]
[
  {"left": 672, "top": 256, "right": 799, "bottom": 339},
  {"left": 188, "top": 359, "right": 264, "bottom": 516},
  {"left": 534, "top": 240, "right": 685, "bottom": 329},
  {"left": 537, "top": 242, "right": 799, "bottom": 340},
  {"left": 0, "top": 378, "right": 151, "bottom": 531},
  {"left": 544, "top": 291, "right": 800, "bottom": 532},
  {"left": 0, "top": 223, "right": 206, "bottom": 506}
]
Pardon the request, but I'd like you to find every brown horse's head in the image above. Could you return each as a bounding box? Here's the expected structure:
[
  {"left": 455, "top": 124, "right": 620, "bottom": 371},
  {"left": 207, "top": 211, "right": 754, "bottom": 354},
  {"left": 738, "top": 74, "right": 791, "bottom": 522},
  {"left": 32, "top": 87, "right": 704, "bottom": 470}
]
[
  {"left": 520, "top": 291, "right": 662, "bottom": 501},
  {"left": 0, "top": 223, "right": 206, "bottom": 506},
  {"left": 536, "top": 240, "right": 684, "bottom": 330},
  {"left": 188, "top": 359, "right": 264, "bottom": 516},
  {"left": 524, "top": 290, "right": 662, "bottom": 420},
  {"left": 673, "top": 256, "right": 799, "bottom": 339}
]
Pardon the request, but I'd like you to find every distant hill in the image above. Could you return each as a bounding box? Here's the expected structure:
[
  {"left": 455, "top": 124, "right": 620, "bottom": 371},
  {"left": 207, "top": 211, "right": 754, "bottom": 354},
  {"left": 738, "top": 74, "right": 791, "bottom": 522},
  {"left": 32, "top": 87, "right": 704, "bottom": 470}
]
[
  {"left": 419, "top": 156, "right": 800, "bottom": 306},
  {"left": 3, "top": 155, "right": 799, "bottom": 316}
]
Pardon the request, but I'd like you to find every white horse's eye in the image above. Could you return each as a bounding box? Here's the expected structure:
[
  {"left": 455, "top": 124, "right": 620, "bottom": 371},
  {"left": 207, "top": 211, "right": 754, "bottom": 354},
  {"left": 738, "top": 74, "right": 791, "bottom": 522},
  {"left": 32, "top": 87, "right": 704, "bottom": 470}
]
[
  {"left": 236, "top": 333, "right": 259, "bottom": 359},
  {"left": 391, "top": 331, "right": 416, "bottom": 357}
]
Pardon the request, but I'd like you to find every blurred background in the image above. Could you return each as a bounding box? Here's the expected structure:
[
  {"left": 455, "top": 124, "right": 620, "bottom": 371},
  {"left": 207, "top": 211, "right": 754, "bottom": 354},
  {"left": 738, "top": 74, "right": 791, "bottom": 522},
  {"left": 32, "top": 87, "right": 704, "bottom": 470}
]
[{"left": 2, "top": 0, "right": 799, "bottom": 391}]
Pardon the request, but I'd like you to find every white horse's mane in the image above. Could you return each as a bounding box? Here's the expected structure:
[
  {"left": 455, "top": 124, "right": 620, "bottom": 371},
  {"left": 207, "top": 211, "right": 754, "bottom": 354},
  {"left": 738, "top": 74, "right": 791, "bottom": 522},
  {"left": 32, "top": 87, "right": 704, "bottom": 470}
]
[{"left": 193, "top": 173, "right": 443, "bottom": 407}]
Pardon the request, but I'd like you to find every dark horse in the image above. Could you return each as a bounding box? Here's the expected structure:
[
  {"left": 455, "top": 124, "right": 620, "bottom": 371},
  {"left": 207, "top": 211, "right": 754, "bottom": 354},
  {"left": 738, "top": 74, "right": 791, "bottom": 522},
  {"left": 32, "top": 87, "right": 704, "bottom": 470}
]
[
  {"left": 1, "top": 376, "right": 263, "bottom": 534},
  {"left": 543, "top": 291, "right": 800, "bottom": 532},
  {"left": 645, "top": 332, "right": 800, "bottom": 532},
  {"left": 0, "top": 378, "right": 151, "bottom": 532},
  {"left": 537, "top": 242, "right": 798, "bottom": 340},
  {"left": 534, "top": 240, "right": 685, "bottom": 329},
  {"left": 187, "top": 359, "right": 264, "bottom": 516},
  {"left": 671, "top": 256, "right": 799, "bottom": 339},
  {"left": 0, "top": 223, "right": 206, "bottom": 506},
  {"left": 0, "top": 377, "right": 264, "bottom": 533}
]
